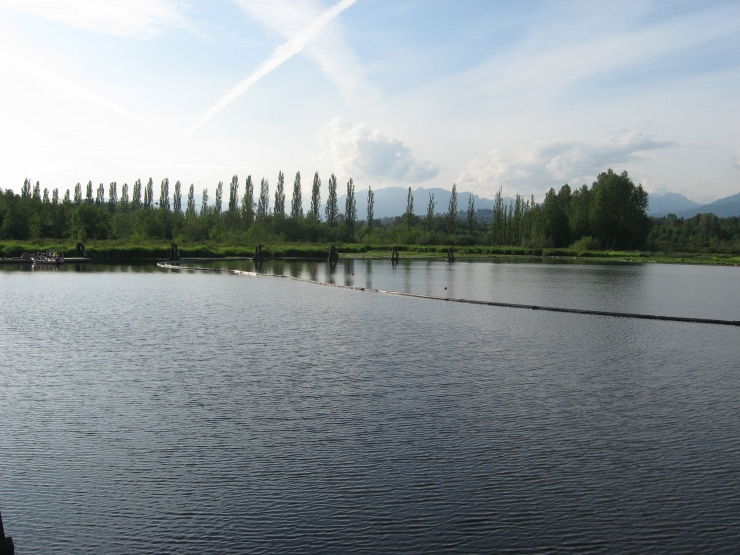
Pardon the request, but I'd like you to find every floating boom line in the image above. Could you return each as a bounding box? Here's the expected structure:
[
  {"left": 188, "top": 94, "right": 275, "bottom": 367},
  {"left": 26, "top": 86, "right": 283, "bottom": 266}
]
[{"left": 156, "top": 262, "right": 740, "bottom": 328}]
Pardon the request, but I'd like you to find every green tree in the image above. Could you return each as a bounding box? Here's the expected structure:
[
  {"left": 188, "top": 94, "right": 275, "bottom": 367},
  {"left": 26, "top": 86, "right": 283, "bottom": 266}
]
[
  {"left": 242, "top": 175, "right": 255, "bottom": 226},
  {"left": 228, "top": 175, "right": 239, "bottom": 213},
  {"left": 159, "top": 178, "right": 170, "bottom": 210},
  {"left": 345, "top": 178, "right": 357, "bottom": 231},
  {"left": 144, "top": 178, "right": 153, "bottom": 208},
  {"left": 173, "top": 181, "right": 182, "bottom": 214},
  {"left": 447, "top": 183, "right": 458, "bottom": 234},
  {"left": 214, "top": 181, "right": 223, "bottom": 215},
  {"left": 426, "top": 192, "right": 436, "bottom": 231},
  {"left": 186, "top": 184, "right": 196, "bottom": 218},
  {"left": 367, "top": 186, "right": 375, "bottom": 228},
  {"left": 310, "top": 172, "right": 321, "bottom": 220},
  {"left": 466, "top": 193, "right": 476, "bottom": 231},
  {"left": 540, "top": 186, "right": 571, "bottom": 247},
  {"left": 108, "top": 182, "right": 117, "bottom": 209},
  {"left": 274, "top": 171, "right": 285, "bottom": 217},
  {"left": 257, "top": 178, "right": 269, "bottom": 220},
  {"left": 590, "top": 169, "right": 650, "bottom": 249},
  {"left": 291, "top": 171, "right": 302, "bottom": 219},
  {"left": 21, "top": 178, "right": 31, "bottom": 198},
  {"left": 201, "top": 188, "right": 209, "bottom": 215},
  {"left": 132, "top": 179, "right": 142, "bottom": 207},
  {"left": 325, "top": 174, "right": 338, "bottom": 225},
  {"left": 404, "top": 187, "right": 414, "bottom": 228}
]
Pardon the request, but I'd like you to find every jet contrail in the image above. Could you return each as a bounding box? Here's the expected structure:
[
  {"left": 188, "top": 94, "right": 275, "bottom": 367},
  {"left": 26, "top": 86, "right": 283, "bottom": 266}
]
[
  {"left": 0, "top": 48, "right": 171, "bottom": 136},
  {"left": 183, "top": 0, "right": 357, "bottom": 139}
]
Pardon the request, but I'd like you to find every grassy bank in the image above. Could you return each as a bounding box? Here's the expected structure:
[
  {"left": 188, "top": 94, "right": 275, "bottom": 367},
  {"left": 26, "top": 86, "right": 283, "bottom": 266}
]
[{"left": 1, "top": 240, "right": 738, "bottom": 266}]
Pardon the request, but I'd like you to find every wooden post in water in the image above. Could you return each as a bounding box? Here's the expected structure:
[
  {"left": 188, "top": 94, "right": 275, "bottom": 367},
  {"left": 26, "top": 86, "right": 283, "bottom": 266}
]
[
  {"left": 0, "top": 511, "right": 14, "bottom": 555},
  {"left": 328, "top": 245, "right": 338, "bottom": 271}
]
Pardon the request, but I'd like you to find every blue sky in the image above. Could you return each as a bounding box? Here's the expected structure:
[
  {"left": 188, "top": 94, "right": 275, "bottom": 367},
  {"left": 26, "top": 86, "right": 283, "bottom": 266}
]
[{"left": 0, "top": 0, "right": 738, "bottom": 202}]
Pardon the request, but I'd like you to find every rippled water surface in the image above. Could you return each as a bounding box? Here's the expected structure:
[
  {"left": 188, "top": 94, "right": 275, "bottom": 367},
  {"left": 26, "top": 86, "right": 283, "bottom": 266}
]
[{"left": 1, "top": 261, "right": 739, "bottom": 553}]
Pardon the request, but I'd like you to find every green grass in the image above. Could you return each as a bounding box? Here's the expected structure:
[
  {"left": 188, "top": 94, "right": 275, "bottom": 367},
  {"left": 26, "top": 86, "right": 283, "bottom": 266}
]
[{"left": 1, "top": 240, "right": 738, "bottom": 265}]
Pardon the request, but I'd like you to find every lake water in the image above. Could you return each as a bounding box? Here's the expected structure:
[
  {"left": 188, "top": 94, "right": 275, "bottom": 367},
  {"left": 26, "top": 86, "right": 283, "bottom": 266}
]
[{"left": 1, "top": 260, "right": 739, "bottom": 552}]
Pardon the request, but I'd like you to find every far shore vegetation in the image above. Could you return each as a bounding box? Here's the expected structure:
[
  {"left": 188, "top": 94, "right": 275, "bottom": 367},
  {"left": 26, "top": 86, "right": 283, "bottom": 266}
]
[{"left": 1, "top": 169, "right": 738, "bottom": 265}]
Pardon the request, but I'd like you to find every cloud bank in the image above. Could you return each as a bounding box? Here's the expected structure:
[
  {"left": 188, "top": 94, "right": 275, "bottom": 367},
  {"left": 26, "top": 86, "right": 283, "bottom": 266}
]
[
  {"left": 0, "top": 0, "right": 188, "bottom": 38},
  {"left": 319, "top": 118, "right": 439, "bottom": 183},
  {"left": 457, "top": 132, "right": 676, "bottom": 196}
]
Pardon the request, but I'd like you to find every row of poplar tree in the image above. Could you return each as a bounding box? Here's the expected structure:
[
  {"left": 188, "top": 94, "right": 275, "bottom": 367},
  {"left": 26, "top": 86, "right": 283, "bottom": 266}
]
[{"left": 0, "top": 169, "right": 677, "bottom": 249}]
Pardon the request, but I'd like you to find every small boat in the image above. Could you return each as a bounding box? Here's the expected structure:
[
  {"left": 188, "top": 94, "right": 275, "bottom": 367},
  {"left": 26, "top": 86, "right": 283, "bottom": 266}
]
[{"left": 31, "top": 251, "right": 64, "bottom": 265}]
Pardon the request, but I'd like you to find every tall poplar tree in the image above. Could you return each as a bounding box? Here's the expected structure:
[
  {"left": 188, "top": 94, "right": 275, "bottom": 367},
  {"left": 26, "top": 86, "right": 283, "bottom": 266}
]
[
  {"left": 466, "top": 194, "right": 476, "bottom": 231},
  {"left": 447, "top": 183, "right": 458, "bottom": 233},
  {"left": 242, "top": 175, "right": 255, "bottom": 226},
  {"left": 159, "top": 178, "right": 170, "bottom": 210},
  {"left": 186, "top": 184, "right": 196, "bottom": 218},
  {"left": 426, "top": 192, "right": 436, "bottom": 231},
  {"left": 291, "top": 171, "right": 302, "bottom": 219},
  {"left": 214, "top": 181, "right": 223, "bottom": 214},
  {"left": 310, "top": 172, "right": 321, "bottom": 220},
  {"left": 345, "top": 178, "right": 357, "bottom": 231},
  {"left": 86, "top": 181, "right": 93, "bottom": 204},
  {"left": 325, "top": 174, "right": 338, "bottom": 225},
  {"left": 257, "top": 178, "right": 269, "bottom": 220},
  {"left": 132, "top": 179, "right": 142, "bottom": 207},
  {"left": 405, "top": 187, "right": 414, "bottom": 228},
  {"left": 228, "top": 175, "right": 239, "bottom": 213},
  {"left": 144, "top": 178, "right": 153, "bottom": 208},
  {"left": 173, "top": 181, "right": 182, "bottom": 214},
  {"left": 274, "top": 171, "right": 285, "bottom": 217},
  {"left": 108, "top": 182, "right": 117, "bottom": 208},
  {"left": 201, "top": 188, "right": 209, "bottom": 215},
  {"left": 74, "top": 183, "right": 82, "bottom": 204},
  {"left": 120, "top": 183, "right": 129, "bottom": 206},
  {"left": 367, "top": 186, "right": 374, "bottom": 228}
]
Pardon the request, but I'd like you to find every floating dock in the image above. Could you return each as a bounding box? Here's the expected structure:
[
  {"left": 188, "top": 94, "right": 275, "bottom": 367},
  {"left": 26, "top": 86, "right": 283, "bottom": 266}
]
[{"left": 0, "top": 257, "right": 92, "bottom": 265}]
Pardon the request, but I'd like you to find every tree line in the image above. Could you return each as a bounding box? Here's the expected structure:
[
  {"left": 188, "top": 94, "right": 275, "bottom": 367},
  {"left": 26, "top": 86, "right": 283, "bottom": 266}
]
[{"left": 0, "top": 168, "right": 736, "bottom": 251}]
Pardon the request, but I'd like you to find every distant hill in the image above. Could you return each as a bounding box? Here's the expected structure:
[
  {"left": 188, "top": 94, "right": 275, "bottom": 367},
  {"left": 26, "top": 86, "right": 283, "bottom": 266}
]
[
  {"left": 335, "top": 186, "right": 740, "bottom": 221},
  {"left": 648, "top": 192, "right": 701, "bottom": 216},
  {"left": 338, "top": 186, "right": 500, "bottom": 220},
  {"left": 674, "top": 192, "right": 740, "bottom": 218}
]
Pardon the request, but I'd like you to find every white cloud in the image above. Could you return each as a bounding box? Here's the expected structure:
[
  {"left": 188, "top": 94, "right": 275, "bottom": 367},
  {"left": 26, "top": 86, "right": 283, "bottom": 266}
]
[
  {"left": 319, "top": 118, "right": 439, "bottom": 183},
  {"left": 0, "top": 0, "right": 189, "bottom": 38},
  {"left": 457, "top": 132, "right": 676, "bottom": 197}
]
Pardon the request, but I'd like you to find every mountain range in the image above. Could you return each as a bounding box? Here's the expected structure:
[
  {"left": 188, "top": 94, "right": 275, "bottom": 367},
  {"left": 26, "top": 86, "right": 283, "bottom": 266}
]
[
  {"left": 648, "top": 191, "right": 740, "bottom": 218},
  {"left": 337, "top": 187, "right": 740, "bottom": 220}
]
